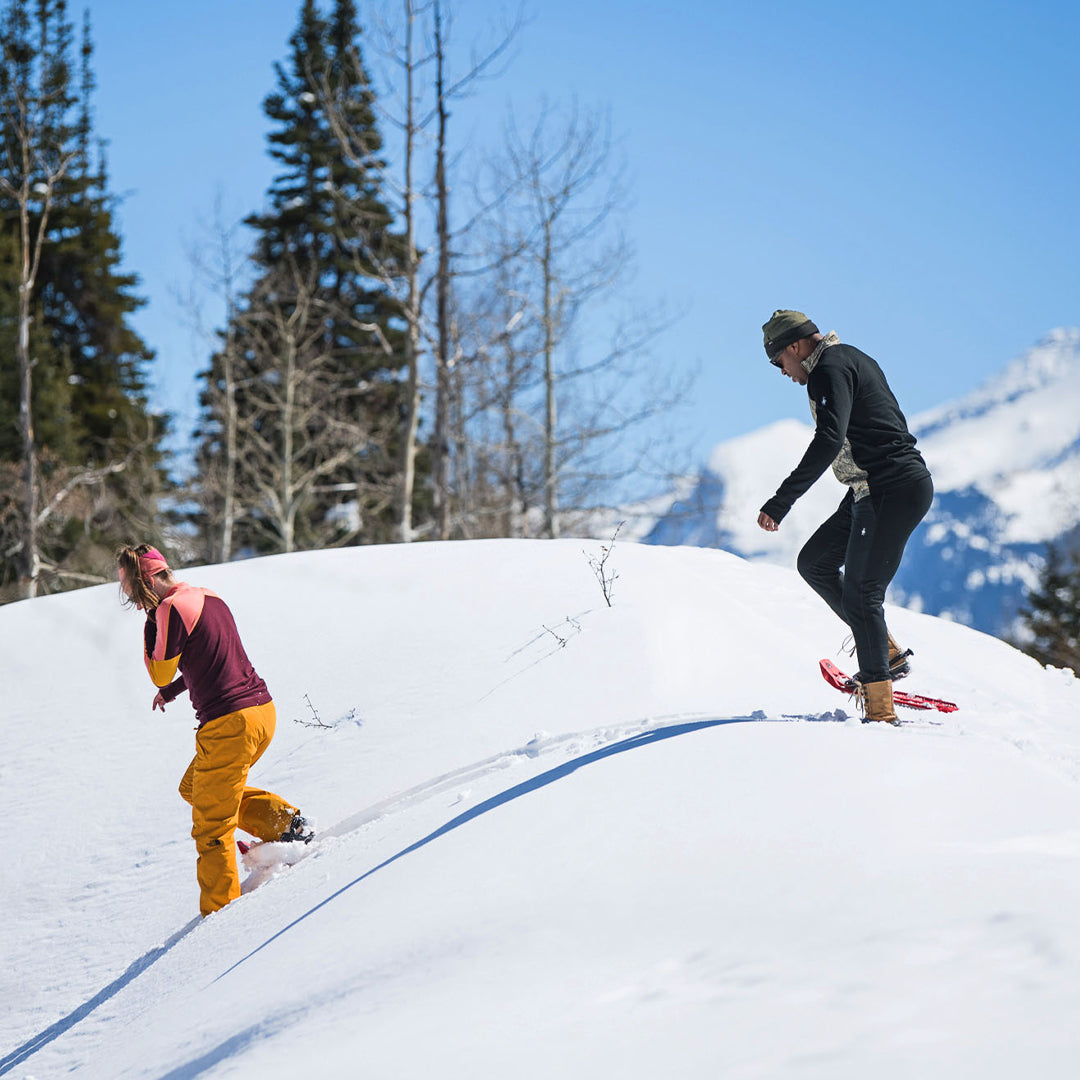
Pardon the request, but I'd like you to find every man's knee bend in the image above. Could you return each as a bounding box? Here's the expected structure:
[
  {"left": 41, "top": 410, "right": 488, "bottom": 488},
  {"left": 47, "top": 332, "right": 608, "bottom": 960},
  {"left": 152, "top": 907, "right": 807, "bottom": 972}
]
[
  {"left": 844, "top": 578, "right": 884, "bottom": 617},
  {"left": 841, "top": 586, "right": 861, "bottom": 626},
  {"left": 798, "top": 549, "right": 832, "bottom": 590},
  {"left": 861, "top": 580, "right": 886, "bottom": 610}
]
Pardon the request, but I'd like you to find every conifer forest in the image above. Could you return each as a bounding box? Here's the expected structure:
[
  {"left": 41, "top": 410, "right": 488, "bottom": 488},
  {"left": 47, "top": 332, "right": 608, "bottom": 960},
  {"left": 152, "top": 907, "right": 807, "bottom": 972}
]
[{"left": 0, "top": 0, "right": 675, "bottom": 602}]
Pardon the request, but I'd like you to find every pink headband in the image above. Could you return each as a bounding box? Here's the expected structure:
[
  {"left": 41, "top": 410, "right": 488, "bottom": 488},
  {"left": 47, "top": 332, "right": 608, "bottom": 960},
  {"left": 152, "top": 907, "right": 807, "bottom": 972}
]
[{"left": 138, "top": 547, "right": 170, "bottom": 580}]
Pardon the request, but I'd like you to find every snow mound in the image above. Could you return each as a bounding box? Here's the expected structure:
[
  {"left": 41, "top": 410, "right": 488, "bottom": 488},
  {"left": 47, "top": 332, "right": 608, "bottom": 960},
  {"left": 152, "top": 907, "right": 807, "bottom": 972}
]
[{"left": 4, "top": 539, "right": 1080, "bottom": 1079}]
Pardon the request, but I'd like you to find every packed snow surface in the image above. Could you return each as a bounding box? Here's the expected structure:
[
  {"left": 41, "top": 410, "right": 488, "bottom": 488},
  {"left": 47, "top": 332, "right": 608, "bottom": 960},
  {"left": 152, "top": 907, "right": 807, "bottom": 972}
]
[{"left": 4, "top": 539, "right": 1080, "bottom": 1078}]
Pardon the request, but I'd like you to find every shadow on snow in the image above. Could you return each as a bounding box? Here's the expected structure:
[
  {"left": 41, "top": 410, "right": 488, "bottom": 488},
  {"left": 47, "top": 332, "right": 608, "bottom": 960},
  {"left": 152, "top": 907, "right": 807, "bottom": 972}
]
[
  {"left": 7, "top": 711, "right": 847, "bottom": 1077},
  {"left": 0, "top": 918, "right": 200, "bottom": 1077},
  {"left": 214, "top": 713, "right": 793, "bottom": 983}
]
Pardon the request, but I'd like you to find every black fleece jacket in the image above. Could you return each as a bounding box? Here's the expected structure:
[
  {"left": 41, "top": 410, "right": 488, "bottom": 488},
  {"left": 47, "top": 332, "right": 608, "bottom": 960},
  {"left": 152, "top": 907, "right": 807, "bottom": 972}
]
[{"left": 761, "top": 343, "right": 930, "bottom": 524}]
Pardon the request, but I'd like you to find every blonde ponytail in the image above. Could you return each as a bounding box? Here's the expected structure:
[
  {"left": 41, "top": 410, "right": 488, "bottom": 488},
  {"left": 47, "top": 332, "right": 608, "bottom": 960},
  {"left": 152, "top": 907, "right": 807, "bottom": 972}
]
[{"left": 116, "top": 543, "right": 164, "bottom": 611}]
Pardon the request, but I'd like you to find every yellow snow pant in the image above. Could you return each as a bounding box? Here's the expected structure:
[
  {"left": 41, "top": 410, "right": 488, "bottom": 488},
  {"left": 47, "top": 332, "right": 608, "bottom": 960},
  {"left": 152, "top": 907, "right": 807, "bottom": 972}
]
[{"left": 178, "top": 701, "right": 298, "bottom": 917}]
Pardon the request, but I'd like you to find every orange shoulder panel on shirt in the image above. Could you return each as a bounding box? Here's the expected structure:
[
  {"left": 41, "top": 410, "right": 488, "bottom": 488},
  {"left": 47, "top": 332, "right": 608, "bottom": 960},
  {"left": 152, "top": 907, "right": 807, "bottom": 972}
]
[{"left": 167, "top": 583, "right": 211, "bottom": 636}]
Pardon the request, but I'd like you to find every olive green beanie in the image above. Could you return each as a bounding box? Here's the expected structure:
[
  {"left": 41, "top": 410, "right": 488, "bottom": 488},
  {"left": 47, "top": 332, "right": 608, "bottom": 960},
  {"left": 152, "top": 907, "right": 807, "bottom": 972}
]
[{"left": 762, "top": 309, "right": 819, "bottom": 360}]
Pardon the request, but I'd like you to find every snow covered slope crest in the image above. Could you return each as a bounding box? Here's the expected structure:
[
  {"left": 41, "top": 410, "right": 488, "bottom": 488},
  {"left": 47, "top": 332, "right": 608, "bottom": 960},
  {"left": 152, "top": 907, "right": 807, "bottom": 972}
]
[
  {"left": 5, "top": 540, "right": 1080, "bottom": 1079},
  {"left": 641, "top": 328, "right": 1080, "bottom": 637}
]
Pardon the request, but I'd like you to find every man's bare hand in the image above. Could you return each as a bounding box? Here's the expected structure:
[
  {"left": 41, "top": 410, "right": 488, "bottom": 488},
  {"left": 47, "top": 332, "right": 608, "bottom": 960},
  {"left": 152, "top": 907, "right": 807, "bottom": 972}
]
[
  {"left": 757, "top": 511, "right": 779, "bottom": 532},
  {"left": 152, "top": 691, "right": 167, "bottom": 712}
]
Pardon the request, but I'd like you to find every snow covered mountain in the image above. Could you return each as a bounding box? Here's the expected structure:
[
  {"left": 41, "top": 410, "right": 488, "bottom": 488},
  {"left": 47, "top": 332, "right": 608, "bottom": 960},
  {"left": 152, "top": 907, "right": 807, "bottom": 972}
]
[
  {"left": 640, "top": 328, "right": 1080, "bottom": 639},
  {"left": 5, "top": 540, "right": 1080, "bottom": 1078}
]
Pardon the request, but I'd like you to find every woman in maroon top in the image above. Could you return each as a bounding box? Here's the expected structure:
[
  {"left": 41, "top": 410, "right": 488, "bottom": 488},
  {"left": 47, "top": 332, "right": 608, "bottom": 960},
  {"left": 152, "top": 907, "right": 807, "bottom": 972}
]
[{"left": 117, "top": 543, "right": 312, "bottom": 916}]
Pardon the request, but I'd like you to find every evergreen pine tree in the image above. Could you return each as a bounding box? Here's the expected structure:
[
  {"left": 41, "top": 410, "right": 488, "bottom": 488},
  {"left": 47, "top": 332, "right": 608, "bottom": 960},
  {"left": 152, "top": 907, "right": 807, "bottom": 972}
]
[
  {"left": 0, "top": 0, "right": 167, "bottom": 599},
  {"left": 196, "top": 0, "right": 406, "bottom": 556},
  {"left": 1021, "top": 544, "right": 1080, "bottom": 672}
]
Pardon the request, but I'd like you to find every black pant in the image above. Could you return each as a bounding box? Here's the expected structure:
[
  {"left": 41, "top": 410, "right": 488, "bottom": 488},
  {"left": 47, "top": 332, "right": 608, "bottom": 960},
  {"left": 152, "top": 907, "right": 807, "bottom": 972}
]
[{"left": 797, "top": 476, "right": 933, "bottom": 682}]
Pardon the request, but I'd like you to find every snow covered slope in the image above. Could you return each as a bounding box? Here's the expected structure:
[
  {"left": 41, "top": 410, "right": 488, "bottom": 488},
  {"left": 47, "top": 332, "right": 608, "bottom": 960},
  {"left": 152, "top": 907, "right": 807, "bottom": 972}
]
[
  {"left": 4, "top": 540, "right": 1080, "bottom": 1079},
  {"left": 640, "top": 328, "right": 1080, "bottom": 637}
]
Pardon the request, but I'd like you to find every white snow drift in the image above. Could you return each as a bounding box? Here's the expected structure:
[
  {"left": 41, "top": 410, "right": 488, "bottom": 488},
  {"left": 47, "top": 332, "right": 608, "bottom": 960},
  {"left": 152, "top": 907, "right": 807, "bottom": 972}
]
[{"left": 3, "top": 539, "right": 1080, "bottom": 1079}]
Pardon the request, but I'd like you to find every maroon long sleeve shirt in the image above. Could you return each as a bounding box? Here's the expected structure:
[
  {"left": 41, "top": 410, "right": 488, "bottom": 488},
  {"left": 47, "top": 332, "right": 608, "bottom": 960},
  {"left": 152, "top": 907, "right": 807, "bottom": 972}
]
[{"left": 144, "top": 583, "right": 270, "bottom": 726}]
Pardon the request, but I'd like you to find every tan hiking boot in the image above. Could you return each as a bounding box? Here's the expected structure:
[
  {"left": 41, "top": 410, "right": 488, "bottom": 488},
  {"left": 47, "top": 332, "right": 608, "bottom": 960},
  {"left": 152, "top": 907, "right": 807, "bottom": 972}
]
[
  {"left": 887, "top": 632, "right": 913, "bottom": 680},
  {"left": 859, "top": 679, "right": 899, "bottom": 725},
  {"left": 842, "top": 632, "right": 913, "bottom": 680}
]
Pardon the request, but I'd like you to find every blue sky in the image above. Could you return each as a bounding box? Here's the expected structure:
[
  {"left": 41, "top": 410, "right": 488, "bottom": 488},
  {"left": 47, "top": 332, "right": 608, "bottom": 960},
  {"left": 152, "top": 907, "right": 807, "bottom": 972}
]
[{"left": 85, "top": 0, "right": 1079, "bottom": 469}]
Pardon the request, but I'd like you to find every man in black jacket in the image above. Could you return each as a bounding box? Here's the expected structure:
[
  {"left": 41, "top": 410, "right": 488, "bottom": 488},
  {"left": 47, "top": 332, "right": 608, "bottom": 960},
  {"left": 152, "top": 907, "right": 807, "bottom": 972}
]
[{"left": 756, "top": 310, "right": 933, "bottom": 723}]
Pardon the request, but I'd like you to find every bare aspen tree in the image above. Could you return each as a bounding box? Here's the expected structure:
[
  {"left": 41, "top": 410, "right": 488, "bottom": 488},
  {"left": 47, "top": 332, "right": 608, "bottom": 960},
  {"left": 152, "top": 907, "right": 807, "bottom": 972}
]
[
  {"left": 182, "top": 196, "right": 249, "bottom": 563},
  {"left": 466, "top": 101, "right": 686, "bottom": 538},
  {"left": 431, "top": 0, "right": 453, "bottom": 539},
  {"left": 331, "top": 25, "right": 683, "bottom": 545},
  {"left": 427, "top": 1, "right": 521, "bottom": 539},
  {"left": 211, "top": 214, "right": 242, "bottom": 563},
  {"left": 397, "top": 0, "right": 424, "bottom": 542},
  {"left": 503, "top": 102, "right": 625, "bottom": 538},
  {"left": 325, "top": 0, "right": 520, "bottom": 540},
  {"left": 448, "top": 266, "right": 534, "bottom": 536},
  {"left": 317, "top": 0, "right": 428, "bottom": 542},
  {"left": 233, "top": 258, "right": 388, "bottom": 553},
  {"left": 494, "top": 303, "right": 530, "bottom": 536},
  {"left": 1, "top": 451, "right": 128, "bottom": 583}
]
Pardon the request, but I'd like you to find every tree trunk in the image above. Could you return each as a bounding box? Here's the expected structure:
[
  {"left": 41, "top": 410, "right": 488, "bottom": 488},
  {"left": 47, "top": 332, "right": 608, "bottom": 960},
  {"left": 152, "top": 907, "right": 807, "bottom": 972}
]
[
  {"left": 221, "top": 295, "right": 238, "bottom": 562},
  {"left": 397, "top": 0, "right": 421, "bottom": 543},
  {"left": 433, "top": 1, "right": 452, "bottom": 540},
  {"left": 282, "top": 332, "right": 296, "bottom": 553},
  {"left": 542, "top": 221, "right": 559, "bottom": 539},
  {"left": 17, "top": 256, "right": 39, "bottom": 598},
  {"left": 501, "top": 342, "right": 521, "bottom": 537},
  {"left": 14, "top": 162, "right": 43, "bottom": 598}
]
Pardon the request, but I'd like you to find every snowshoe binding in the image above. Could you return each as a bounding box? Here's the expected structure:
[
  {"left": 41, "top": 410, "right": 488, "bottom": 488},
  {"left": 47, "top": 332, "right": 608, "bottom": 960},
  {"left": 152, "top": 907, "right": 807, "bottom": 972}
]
[{"left": 279, "top": 813, "right": 315, "bottom": 844}]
